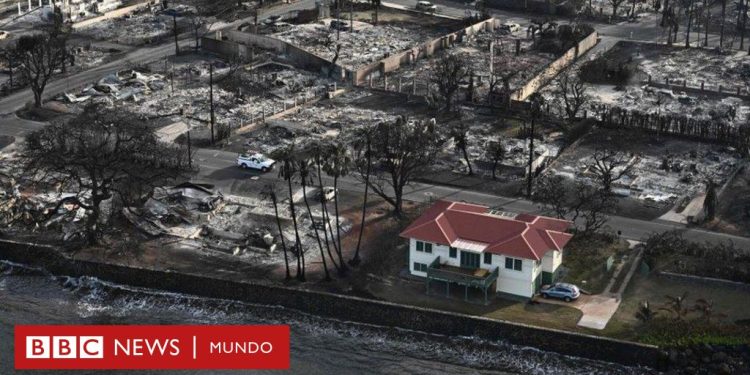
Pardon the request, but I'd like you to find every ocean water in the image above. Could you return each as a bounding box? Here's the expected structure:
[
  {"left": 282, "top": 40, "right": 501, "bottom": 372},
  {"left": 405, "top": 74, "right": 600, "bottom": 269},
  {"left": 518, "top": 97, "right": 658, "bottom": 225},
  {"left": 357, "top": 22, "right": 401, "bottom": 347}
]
[{"left": 0, "top": 261, "right": 653, "bottom": 374}]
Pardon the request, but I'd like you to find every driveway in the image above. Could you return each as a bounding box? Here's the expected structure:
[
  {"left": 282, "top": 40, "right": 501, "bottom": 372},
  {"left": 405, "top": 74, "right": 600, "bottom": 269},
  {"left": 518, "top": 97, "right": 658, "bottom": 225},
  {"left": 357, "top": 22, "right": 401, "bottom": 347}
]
[{"left": 534, "top": 294, "right": 621, "bottom": 330}]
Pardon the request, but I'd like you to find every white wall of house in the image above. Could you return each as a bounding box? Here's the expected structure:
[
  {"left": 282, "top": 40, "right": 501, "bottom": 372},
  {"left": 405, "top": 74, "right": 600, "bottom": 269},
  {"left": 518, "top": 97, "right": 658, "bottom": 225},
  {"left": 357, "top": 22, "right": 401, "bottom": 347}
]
[
  {"left": 409, "top": 238, "right": 438, "bottom": 277},
  {"left": 407, "top": 238, "right": 547, "bottom": 298},
  {"left": 495, "top": 255, "right": 536, "bottom": 298},
  {"left": 541, "top": 250, "right": 563, "bottom": 273}
]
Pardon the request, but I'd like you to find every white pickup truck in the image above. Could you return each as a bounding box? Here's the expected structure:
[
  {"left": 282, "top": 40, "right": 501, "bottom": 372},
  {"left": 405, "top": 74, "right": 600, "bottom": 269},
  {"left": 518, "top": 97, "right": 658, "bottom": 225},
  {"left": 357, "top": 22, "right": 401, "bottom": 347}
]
[{"left": 237, "top": 153, "right": 275, "bottom": 172}]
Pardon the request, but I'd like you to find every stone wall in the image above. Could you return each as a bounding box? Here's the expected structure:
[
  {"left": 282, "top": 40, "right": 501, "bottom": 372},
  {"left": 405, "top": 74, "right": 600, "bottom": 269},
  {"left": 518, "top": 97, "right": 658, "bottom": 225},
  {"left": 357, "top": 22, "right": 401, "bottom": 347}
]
[
  {"left": 0, "top": 239, "right": 665, "bottom": 369},
  {"left": 484, "top": 0, "right": 575, "bottom": 15},
  {"left": 71, "top": 0, "right": 160, "bottom": 30},
  {"left": 352, "top": 18, "right": 499, "bottom": 86},
  {"left": 201, "top": 31, "right": 340, "bottom": 78},
  {"left": 511, "top": 31, "right": 599, "bottom": 102}
]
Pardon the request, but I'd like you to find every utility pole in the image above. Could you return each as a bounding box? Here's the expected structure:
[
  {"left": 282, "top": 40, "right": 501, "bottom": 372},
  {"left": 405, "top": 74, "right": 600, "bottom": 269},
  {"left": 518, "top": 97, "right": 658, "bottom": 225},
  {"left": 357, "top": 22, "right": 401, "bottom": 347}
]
[
  {"left": 170, "top": 63, "right": 174, "bottom": 95},
  {"left": 209, "top": 63, "right": 215, "bottom": 144},
  {"left": 526, "top": 118, "right": 535, "bottom": 199},
  {"left": 336, "top": 5, "right": 341, "bottom": 41},
  {"left": 741, "top": 0, "right": 747, "bottom": 50},
  {"left": 187, "top": 128, "right": 192, "bottom": 168},
  {"left": 704, "top": 10, "right": 709, "bottom": 47},
  {"left": 173, "top": 14, "right": 180, "bottom": 55}
]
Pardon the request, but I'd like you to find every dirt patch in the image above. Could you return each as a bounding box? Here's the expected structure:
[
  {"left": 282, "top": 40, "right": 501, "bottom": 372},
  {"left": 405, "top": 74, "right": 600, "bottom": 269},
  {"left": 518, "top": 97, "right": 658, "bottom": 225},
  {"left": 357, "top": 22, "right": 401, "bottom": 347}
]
[
  {"left": 604, "top": 272, "right": 750, "bottom": 342},
  {"left": 561, "top": 234, "right": 629, "bottom": 294}
]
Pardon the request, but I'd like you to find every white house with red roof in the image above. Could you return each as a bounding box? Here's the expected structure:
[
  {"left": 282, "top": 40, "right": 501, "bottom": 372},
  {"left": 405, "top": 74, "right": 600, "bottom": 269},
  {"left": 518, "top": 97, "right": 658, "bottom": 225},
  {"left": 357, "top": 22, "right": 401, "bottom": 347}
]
[{"left": 400, "top": 200, "right": 573, "bottom": 301}]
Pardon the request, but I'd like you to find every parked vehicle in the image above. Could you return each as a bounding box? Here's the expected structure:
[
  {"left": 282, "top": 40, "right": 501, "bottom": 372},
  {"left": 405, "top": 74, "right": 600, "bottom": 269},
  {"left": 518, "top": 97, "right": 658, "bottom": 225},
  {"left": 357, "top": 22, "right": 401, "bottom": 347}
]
[
  {"left": 498, "top": 22, "right": 520, "bottom": 34},
  {"left": 318, "top": 186, "right": 337, "bottom": 202},
  {"left": 540, "top": 282, "right": 580, "bottom": 302},
  {"left": 264, "top": 15, "right": 283, "bottom": 24},
  {"left": 329, "top": 20, "right": 350, "bottom": 31},
  {"left": 237, "top": 153, "right": 275, "bottom": 172},
  {"left": 416, "top": 1, "right": 438, "bottom": 12}
]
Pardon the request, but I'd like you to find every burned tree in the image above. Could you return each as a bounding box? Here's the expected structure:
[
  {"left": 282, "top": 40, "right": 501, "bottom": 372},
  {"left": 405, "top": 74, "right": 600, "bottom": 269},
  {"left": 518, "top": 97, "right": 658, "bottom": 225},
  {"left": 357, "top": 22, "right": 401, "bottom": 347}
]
[
  {"left": 263, "top": 183, "right": 292, "bottom": 280},
  {"left": 322, "top": 141, "right": 351, "bottom": 275},
  {"left": 364, "top": 116, "right": 442, "bottom": 217},
  {"left": 450, "top": 120, "right": 473, "bottom": 175},
  {"left": 485, "top": 138, "right": 506, "bottom": 179},
  {"left": 21, "top": 105, "right": 193, "bottom": 244},
  {"left": 272, "top": 143, "right": 306, "bottom": 282},
  {"left": 590, "top": 148, "right": 633, "bottom": 193},
  {"left": 429, "top": 53, "right": 470, "bottom": 112},
  {"left": 349, "top": 126, "right": 373, "bottom": 267},
  {"left": 534, "top": 174, "right": 616, "bottom": 235},
  {"left": 555, "top": 70, "right": 590, "bottom": 121},
  {"left": 704, "top": 179, "right": 717, "bottom": 221},
  {"left": 526, "top": 93, "right": 545, "bottom": 199},
  {"left": 307, "top": 142, "right": 340, "bottom": 273},
  {"left": 609, "top": 0, "right": 628, "bottom": 17},
  {"left": 736, "top": 122, "right": 750, "bottom": 156},
  {"left": 371, "top": 0, "right": 381, "bottom": 25},
  {"left": 534, "top": 174, "right": 570, "bottom": 219},
  {"left": 296, "top": 144, "right": 332, "bottom": 281},
  {"left": 0, "top": 47, "right": 19, "bottom": 91},
  {"left": 661, "top": 5, "right": 680, "bottom": 45},
  {"left": 14, "top": 31, "right": 68, "bottom": 107},
  {"left": 720, "top": 0, "right": 727, "bottom": 46},
  {"left": 682, "top": 0, "right": 696, "bottom": 47},
  {"left": 321, "top": 33, "right": 342, "bottom": 78}
]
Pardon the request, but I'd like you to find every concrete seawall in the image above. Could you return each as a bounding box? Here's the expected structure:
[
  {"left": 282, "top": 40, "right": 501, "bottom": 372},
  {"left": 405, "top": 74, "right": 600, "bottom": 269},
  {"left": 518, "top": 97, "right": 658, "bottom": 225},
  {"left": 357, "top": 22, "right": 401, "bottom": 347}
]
[{"left": 0, "top": 239, "right": 665, "bottom": 369}]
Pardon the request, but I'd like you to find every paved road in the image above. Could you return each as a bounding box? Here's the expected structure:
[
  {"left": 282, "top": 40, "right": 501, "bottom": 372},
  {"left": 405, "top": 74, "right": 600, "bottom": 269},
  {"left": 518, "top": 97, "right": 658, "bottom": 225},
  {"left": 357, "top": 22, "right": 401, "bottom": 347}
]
[{"left": 193, "top": 147, "right": 750, "bottom": 249}]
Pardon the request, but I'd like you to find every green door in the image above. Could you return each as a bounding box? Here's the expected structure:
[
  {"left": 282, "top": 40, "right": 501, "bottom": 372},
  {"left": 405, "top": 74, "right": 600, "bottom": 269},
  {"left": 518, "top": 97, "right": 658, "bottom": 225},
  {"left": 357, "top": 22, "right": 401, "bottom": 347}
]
[
  {"left": 534, "top": 273, "right": 542, "bottom": 293},
  {"left": 542, "top": 271, "right": 554, "bottom": 286},
  {"left": 460, "top": 251, "right": 480, "bottom": 269}
]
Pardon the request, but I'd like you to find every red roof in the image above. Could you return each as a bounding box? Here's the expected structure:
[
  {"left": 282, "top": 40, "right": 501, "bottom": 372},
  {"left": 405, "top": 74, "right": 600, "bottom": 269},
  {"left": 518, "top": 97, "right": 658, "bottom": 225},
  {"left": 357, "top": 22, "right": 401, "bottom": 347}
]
[{"left": 399, "top": 200, "right": 574, "bottom": 260}]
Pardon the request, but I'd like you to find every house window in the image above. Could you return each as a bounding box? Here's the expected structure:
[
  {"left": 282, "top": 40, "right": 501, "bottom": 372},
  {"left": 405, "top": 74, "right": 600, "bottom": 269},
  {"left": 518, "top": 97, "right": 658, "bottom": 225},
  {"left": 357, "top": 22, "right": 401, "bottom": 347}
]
[
  {"left": 416, "top": 241, "right": 424, "bottom": 252},
  {"left": 424, "top": 243, "right": 433, "bottom": 253},
  {"left": 449, "top": 247, "right": 457, "bottom": 258},
  {"left": 505, "top": 257, "right": 523, "bottom": 271},
  {"left": 413, "top": 262, "right": 428, "bottom": 272},
  {"left": 483, "top": 252, "right": 492, "bottom": 265}
]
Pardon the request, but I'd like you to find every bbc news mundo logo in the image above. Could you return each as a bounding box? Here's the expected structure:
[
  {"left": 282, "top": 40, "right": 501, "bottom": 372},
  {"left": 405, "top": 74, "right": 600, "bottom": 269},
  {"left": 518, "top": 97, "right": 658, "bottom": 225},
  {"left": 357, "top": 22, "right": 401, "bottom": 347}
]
[
  {"left": 25, "top": 336, "right": 104, "bottom": 359},
  {"left": 15, "top": 325, "right": 289, "bottom": 370}
]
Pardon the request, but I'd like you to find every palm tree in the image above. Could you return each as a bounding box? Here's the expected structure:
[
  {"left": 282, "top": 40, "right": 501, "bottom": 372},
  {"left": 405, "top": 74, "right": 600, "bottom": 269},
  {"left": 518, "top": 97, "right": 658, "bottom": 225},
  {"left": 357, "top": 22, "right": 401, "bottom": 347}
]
[
  {"left": 720, "top": 0, "right": 727, "bottom": 47},
  {"left": 297, "top": 143, "right": 332, "bottom": 281},
  {"left": 272, "top": 143, "right": 306, "bottom": 282},
  {"left": 349, "top": 127, "right": 373, "bottom": 267},
  {"left": 692, "top": 299, "right": 727, "bottom": 323},
  {"left": 323, "top": 141, "right": 351, "bottom": 275},
  {"left": 263, "top": 183, "right": 291, "bottom": 280},
  {"left": 635, "top": 300, "right": 658, "bottom": 322},
  {"left": 660, "top": 292, "right": 690, "bottom": 320},
  {"left": 682, "top": 0, "right": 695, "bottom": 47},
  {"left": 311, "top": 142, "right": 340, "bottom": 272}
]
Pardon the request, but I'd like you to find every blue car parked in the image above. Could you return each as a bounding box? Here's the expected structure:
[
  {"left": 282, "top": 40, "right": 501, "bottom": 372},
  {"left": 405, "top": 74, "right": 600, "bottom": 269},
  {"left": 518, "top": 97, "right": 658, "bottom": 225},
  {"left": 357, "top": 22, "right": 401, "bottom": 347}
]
[{"left": 540, "top": 282, "right": 581, "bottom": 302}]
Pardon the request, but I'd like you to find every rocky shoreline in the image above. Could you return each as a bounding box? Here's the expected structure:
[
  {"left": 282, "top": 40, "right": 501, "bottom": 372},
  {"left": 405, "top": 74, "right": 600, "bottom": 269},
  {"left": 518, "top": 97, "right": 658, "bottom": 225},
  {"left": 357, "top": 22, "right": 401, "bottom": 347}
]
[{"left": 664, "top": 344, "right": 750, "bottom": 375}]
